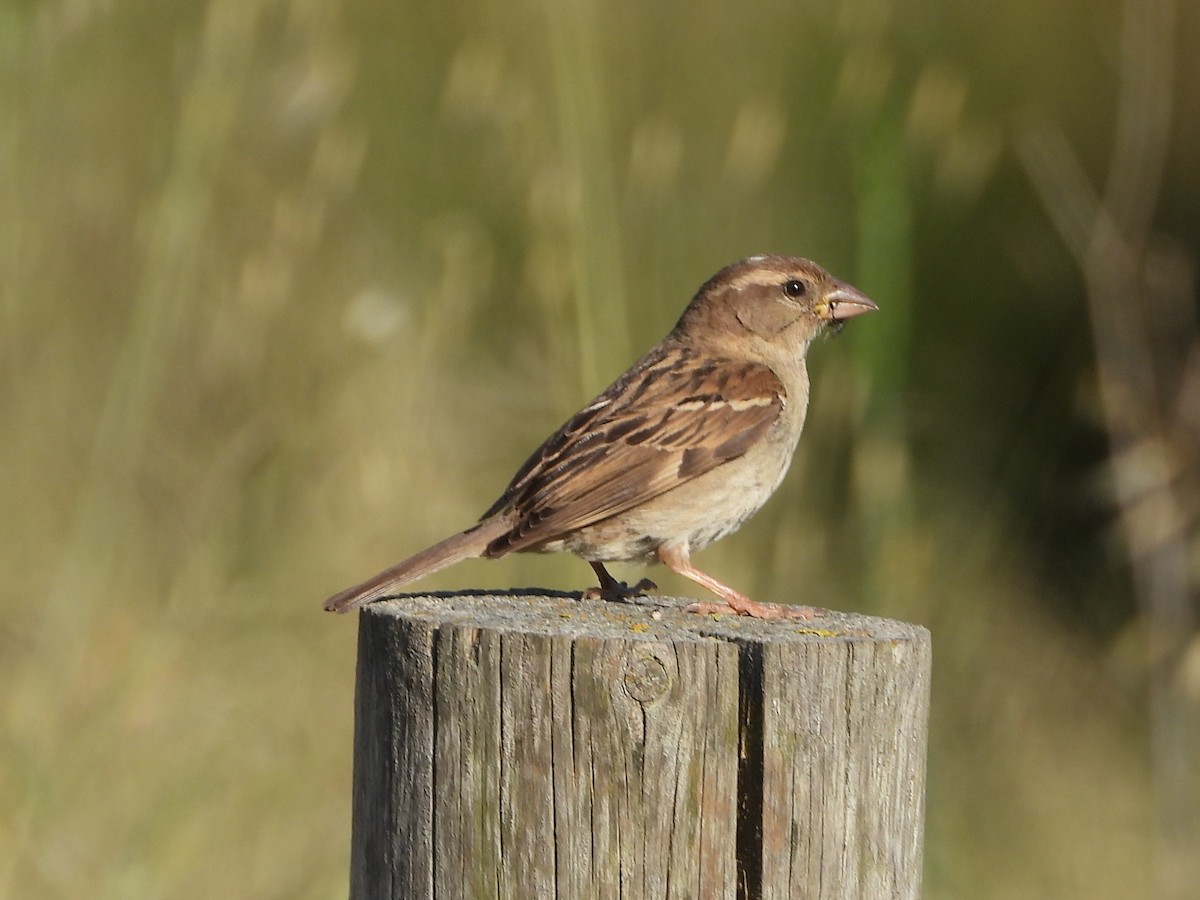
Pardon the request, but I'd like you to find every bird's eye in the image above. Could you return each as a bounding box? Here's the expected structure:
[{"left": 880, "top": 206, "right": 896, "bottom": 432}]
[{"left": 783, "top": 279, "right": 807, "bottom": 298}]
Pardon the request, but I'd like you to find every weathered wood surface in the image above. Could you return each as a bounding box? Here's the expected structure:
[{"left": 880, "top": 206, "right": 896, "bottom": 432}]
[{"left": 346, "top": 591, "right": 930, "bottom": 900}]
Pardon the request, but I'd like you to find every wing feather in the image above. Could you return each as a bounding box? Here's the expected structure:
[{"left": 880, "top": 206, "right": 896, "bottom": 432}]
[{"left": 482, "top": 344, "right": 785, "bottom": 556}]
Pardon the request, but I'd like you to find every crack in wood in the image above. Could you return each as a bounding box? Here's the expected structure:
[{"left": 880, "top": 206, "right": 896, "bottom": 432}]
[{"left": 736, "top": 640, "right": 765, "bottom": 900}]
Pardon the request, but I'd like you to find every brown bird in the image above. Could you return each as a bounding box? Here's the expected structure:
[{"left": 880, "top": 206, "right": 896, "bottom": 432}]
[{"left": 324, "top": 255, "right": 876, "bottom": 619}]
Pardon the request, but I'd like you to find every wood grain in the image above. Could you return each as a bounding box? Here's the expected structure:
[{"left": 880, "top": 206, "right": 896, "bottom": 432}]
[{"left": 344, "top": 592, "right": 930, "bottom": 899}]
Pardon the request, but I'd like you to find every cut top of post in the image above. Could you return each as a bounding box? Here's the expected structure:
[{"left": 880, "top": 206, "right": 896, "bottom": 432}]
[{"left": 356, "top": 588, "right": 925, "bottom": 645}]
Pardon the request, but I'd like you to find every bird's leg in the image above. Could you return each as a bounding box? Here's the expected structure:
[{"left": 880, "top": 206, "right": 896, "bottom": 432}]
[
  {"left": 583, "top": 561, "right": 657, "bottom": 602},
  {"left": 657, "top": 543, "right": 820, "bottom": 620}
]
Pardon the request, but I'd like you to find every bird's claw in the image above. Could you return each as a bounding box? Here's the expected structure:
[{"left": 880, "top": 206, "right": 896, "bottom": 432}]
[{"left": 583, "top": 577, "right": 657, "bottom": 603}]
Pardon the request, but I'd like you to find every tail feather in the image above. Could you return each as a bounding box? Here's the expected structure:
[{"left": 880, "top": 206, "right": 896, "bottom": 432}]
[{"left": 323, "top": 514, "right": 513, "bottom": 613}]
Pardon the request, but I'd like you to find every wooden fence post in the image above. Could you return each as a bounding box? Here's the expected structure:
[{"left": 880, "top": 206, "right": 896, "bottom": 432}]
[{"left": 344, "top": 592, "right": 930, "bottom": 899}]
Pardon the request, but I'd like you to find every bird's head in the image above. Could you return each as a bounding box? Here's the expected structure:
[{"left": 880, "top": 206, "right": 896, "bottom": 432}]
[{"left": 675, "top": 255, "right": 877, "bottom": 363}]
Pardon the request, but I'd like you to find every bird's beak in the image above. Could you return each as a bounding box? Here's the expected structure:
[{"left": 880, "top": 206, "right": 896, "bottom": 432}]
[{"left": 819, "top": 281, "right": 878, "bottom": 322}]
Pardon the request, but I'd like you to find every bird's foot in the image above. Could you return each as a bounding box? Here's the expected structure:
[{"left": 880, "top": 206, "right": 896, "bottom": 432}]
[
  {"left": 583, "top": 577, "right": 657, "bottom": 603},
  {"left": 684, "top": 594, "right": 821, "bottom": 620}
]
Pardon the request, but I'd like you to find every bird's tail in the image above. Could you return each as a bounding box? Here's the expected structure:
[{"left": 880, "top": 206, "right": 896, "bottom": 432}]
[{"left": 323, "top": 514, "right": 513, "bottom": 613}]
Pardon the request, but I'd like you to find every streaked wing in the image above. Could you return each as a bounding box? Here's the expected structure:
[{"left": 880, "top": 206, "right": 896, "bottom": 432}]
[{"left": 482, "top": 344, "right": 786, "bottom": 555}]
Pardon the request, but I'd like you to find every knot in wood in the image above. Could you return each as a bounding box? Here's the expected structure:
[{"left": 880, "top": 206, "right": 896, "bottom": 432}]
[{"left": 622, "top": 652, "right": 671, "bottom": 704}]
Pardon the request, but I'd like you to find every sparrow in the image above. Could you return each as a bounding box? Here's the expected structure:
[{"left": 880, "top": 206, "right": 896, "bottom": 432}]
[{"left": 324, "top": 255, "right": 876, "bottom": 619}]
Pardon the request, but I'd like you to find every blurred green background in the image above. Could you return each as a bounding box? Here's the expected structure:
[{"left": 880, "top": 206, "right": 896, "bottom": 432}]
[{"left": 3, "top": 0, "right": 1198, "bottom": 897}]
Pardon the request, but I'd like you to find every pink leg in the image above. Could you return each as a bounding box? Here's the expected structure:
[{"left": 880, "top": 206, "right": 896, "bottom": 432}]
[{"left": 657, "top": 543, "right": 820, "bottom": 620}]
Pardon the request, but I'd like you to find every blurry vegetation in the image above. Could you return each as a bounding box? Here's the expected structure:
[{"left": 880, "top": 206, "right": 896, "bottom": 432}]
[{"left": 1, "top": 0, "right": 1197, "bottom": 897}]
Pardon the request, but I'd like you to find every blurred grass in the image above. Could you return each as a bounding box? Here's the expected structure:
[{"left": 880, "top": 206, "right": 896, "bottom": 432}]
[{"left": 2, "top": 0, "right": 1197, "bottom": 897}]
